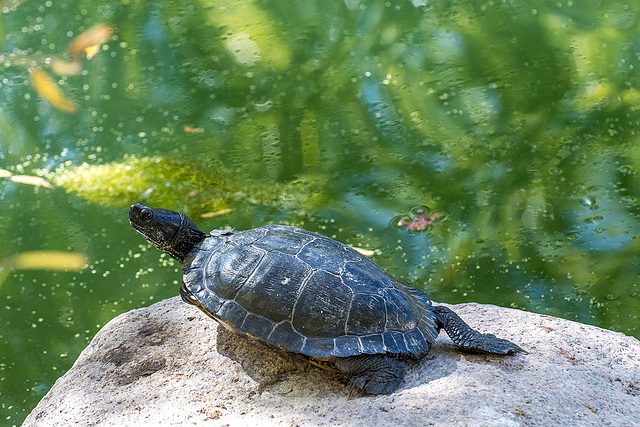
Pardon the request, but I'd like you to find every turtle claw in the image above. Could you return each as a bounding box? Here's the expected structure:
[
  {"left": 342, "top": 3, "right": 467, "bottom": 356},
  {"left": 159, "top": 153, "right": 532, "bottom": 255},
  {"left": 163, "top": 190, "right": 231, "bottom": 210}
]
[
  {"left": 347, "top": 371, "right": 404, "bottom": 398},
  {"left": 337, "top": 355, "right": 406, "bottom": 398},
  {"left": 485, "top": 334, "right": 528, "bottom": 355},
  {"left": 348, "top": 381, "right": 366, "bottom": 399},
  {"left": 461, "top": 332, "right": 528, "bottom": 355},
  {"left": 434, "top": 306, "right": 526, "bottom": 355}
]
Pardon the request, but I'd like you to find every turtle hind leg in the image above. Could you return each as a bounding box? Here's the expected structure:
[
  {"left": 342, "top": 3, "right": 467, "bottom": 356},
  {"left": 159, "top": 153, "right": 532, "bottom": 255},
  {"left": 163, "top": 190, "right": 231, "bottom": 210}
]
[
  {"left": 335, "top": 354, "right": 406, "bottom": 398},
  {"left": 434, "top": 306, "right": 526, "bottom": 355}
]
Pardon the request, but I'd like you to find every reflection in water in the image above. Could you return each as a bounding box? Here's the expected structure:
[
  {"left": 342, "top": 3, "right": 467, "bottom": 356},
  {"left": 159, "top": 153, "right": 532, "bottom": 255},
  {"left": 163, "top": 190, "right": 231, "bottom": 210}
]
[
  {"left": 0, "top": 0, "right": 29, "bottom": 13},
  {"left": 1, "top": 0, "right": 640, "bottom": 424}
]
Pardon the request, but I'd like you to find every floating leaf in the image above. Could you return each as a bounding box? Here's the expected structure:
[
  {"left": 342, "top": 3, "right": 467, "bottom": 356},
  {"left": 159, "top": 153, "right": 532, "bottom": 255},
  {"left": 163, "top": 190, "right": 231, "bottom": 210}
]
[
  {"left": 352, "top": 247, "right": 375, "bottom": 257},
  {"left": 183, "top": 126, "right": 204, "bottom": 133},
  {"left": 29, "top": 69, "right": 78, "bottom": 113},
  {"left": 68, "top": 24, "right": 114, "bottom": 61},
  {"left": 391, "top": 207, "right": 443, "bottom": 232}
]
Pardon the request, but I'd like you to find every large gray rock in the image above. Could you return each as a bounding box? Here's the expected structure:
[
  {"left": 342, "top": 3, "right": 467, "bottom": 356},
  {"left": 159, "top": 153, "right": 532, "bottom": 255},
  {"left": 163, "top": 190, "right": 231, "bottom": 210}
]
[{"left": 23, "top": 297, "right": 640, "bottom": 426}]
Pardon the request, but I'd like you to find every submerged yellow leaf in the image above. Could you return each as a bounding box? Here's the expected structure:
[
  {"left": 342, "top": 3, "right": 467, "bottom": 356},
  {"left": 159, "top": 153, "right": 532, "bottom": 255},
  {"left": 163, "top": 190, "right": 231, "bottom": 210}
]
[
  {"left": 9, "top": 175, "right": 52, "bottom": 188},
  {"left": 50, "top": 58, "right": 82, "bottom": 76},
  {"left": 10, "top": 251, "right": 88, "bottom": 271},
  {"left": 0, "top": 251, "right": 88, "bottom": 286},
  {"left": 84, "top": 45, "right": 101, "bottom": 59},
  {"left": 68, "top": 24, "right": 114, "bottom": 61},
  {"left": 29, "top": 69, "right": 78, "bottom": 113},
  {"left": 1, "top": 168, "right": 52, "bottom": 187},
  {"left": 200, "top": 208, "right": 233, "bottom": 218}
]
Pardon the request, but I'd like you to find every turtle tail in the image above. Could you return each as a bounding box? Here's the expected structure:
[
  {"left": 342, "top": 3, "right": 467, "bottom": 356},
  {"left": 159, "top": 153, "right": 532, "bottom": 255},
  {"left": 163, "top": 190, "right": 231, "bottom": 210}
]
[{"left": 434, "top": 306, "right": 526, "bottom": 355}]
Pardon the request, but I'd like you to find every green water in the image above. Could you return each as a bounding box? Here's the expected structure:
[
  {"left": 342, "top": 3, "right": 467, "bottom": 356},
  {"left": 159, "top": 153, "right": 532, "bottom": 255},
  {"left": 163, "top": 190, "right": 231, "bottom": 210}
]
[{"left": 2, "top": 0, "right": 639, "bottom": 423}]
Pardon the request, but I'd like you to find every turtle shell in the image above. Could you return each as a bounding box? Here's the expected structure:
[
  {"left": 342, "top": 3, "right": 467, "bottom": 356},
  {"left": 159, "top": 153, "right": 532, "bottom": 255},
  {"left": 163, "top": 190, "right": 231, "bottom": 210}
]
[{"left": 182, "top": 224, "right": 438, "bottom": 358}]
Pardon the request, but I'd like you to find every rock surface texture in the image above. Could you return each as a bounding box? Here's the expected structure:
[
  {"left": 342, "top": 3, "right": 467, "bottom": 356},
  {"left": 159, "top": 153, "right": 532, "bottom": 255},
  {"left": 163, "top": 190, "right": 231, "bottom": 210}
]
[{"left": 24, "top": 297, "right": 640, "bottom": 426}]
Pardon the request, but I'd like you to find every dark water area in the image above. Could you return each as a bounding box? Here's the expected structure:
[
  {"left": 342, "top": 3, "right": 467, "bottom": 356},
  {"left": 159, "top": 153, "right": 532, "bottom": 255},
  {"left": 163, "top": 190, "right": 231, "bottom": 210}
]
[{"left": 1, "top": 0, "right": 639, "bottom": 424}]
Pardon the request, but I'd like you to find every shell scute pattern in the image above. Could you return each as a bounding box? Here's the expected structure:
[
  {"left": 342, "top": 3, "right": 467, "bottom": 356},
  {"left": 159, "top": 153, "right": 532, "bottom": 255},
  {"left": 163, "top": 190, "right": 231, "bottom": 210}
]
[
  {"left": 217, "top": 300, "right": 248, "bottom": 327},
  {"left": 292, "top": 270, "right": 352, "bottom": 337},
  {"left": 235, "top": 251, "right": 312, "bottom": 324},
  {"left": 341, "top": 261, "right": 388, "bottom": 294},
  {"left": 403, "top": 328, "right": 428, "bottom": 354},
  {"left": 360, "top": 334, "right": 386, "bottom": 353},
  {"left": 332, "top": 335, "right": 363, "bottom": 357},
  {"left": 268, "top": 321, "right": 306, "bottom": 352},
  {"left": 301, "top": 337, "right": 336, "bottom": 357},
  {"left": 251, "top": 225, "right": 314, "bottom": 256},
  {"left": 240, "top": 312, "right": 274, "bottom": 341},
  {"left": 183, "top": 224, "right": 438, "bottom": 358},
  {"left": 382, "top": 331, "right": 407, "bottom": 354},
  {"left": 210, "top": 245, "right": 266, "bottom": 300},
  {"left": 183, "top": 268, "right": 204, "bottom": 294},
  {"left": 194, "top": 286, "right": 223, "bottom": 315},
  {"left": 297, "top": 237, "right": 347, "bottom": 275},
  {"left": 218, "top": 227, "right": 267, "bottom": 246},
  {"left": 382, "top": 288, "right": 420, "bottom": 331},
  {"left": 346, "top": 293, "right": 387, "bottom": 334}
]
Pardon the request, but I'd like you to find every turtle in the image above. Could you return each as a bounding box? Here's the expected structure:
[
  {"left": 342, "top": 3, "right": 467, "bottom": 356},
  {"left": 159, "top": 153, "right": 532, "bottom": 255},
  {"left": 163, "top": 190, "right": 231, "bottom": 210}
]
[{"left": 129, "top": 203, "right": 525, "bottom": 397}]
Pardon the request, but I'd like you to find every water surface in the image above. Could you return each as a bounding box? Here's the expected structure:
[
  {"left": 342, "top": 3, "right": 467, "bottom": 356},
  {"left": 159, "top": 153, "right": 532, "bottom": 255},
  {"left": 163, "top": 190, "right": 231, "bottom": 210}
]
[{"left": 1, "top": 0, "right": 639, "bottom": 424}]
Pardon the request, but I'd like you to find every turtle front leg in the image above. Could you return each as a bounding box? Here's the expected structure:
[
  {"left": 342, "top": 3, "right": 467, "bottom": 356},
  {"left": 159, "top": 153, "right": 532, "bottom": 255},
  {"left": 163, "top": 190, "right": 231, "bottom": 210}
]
[
  {"left": 335, "top": 354, "right": 406, "bottom": 398},
  {"left": 434, "top": 306, "right": 526, "bottom": 355}
]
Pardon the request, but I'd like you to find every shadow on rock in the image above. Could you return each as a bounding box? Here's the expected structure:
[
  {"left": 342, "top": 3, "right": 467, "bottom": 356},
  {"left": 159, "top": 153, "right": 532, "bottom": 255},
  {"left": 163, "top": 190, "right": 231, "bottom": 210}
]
[
  {"left": 402, "top": 344, "right": 460, "bottom": 390},
  {"left": 215, "top": 324, "right": 346, "bottom": 395},
  {"left": 215, "top": 323, "right": 469, "bottom": 396}
]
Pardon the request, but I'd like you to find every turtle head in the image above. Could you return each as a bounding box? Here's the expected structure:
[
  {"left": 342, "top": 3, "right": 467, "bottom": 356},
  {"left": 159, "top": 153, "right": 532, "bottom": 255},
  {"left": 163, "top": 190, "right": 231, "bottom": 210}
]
[{"left": 129, "top": 203, "right": 207, "bottom": 264}]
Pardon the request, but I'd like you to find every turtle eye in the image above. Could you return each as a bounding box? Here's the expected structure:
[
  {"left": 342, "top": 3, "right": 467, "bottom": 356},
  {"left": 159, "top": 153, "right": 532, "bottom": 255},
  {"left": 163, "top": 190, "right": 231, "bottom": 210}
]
[{"left": 140, "top": 209, "right": 154, "bottom": 220}]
